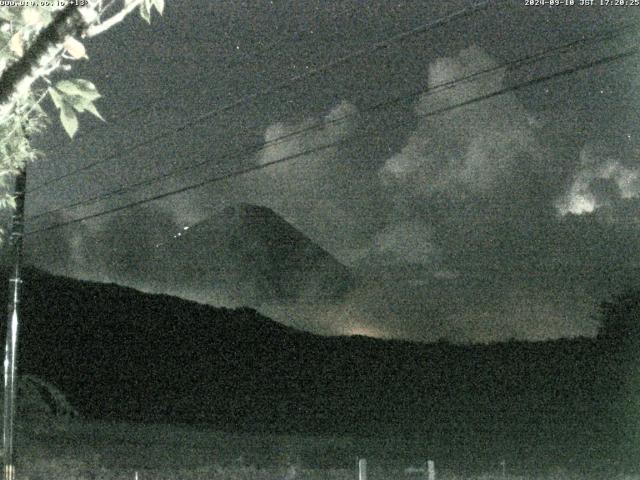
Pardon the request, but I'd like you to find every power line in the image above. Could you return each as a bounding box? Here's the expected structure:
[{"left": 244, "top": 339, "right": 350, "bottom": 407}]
[
  {"left": 26, "top": 22, "right": 636, "bottom": 222},
  {"left": 29, "top": 22, "right": 637, "bottom": 220},
  {"left": 29, "top": 0, "right": 492, "bottom": 193},
  {"left": 43, "top": 2, "right": 363, "bottom": 147},
  {"left": 24, "top": 48, "right": 638, "bottom": 236}
]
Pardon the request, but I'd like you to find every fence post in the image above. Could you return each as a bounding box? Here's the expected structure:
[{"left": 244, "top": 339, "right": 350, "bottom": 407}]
[
  {"left": 358, "top": 458, "right": 367, "bottom": 480},
  {"left": 427, "top": 460, "right": 435, "bottom": 480}
]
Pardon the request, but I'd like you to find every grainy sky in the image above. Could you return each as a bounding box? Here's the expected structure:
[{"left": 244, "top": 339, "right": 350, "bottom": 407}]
[{"left": 21, "top": 0, "right": 640, "bottom": 343}]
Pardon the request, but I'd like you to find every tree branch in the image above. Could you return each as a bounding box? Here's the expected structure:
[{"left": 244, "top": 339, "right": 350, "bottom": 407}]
[
  {"left": 86, "top": 0, "right": 143, "bottom": 38},
  {"left": 0, "top": 4, "right": 86, "bottom": 119}
]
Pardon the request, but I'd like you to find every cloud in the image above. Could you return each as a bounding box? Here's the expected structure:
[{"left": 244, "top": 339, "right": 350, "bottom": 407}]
[
  {"left": 252, "top": 46, "right": 637, "bottom": 344},
  {"left": 380, "top": 45, "right": 538, "bottom": 198},
  {"left": 231, "top": 100, "right": 382, "bottom": 260},
  {"left": 24, "top": 212, "right": 90, "bottom": 279},
  {"left": 372, "top": 45, "right": 559, "bottom": 276},
  {"left": 325, "top": 44, "right": 628, "bottom": 343},
  {"left": 370, "top": 221, "right": 437, "bottom": 265},
  {"left": 556, "top": 143, "right": 640, "bottom": 216},
  {"left": 30, "top": 206, "right": 180, "bottom": 291},
  {"left": 256, "top": 100, "right": 357, "bottom": 172}
]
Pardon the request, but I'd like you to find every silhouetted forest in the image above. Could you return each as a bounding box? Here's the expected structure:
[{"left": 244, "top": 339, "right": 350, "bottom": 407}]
[{"left": 1, "top": 267, "right": 638, "bottom": 474}]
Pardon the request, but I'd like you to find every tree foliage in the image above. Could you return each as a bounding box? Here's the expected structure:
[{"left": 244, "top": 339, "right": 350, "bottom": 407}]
[{"left": 0, "top": 0, "right": 164, "bottom": 231}]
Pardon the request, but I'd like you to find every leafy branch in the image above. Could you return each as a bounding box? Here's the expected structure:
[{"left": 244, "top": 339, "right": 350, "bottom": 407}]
[
  {"left": 49, "top": 79, "right": 104, "bottom": 138},
  {"left": 0, "top": 1, "right": 165, "bottom": 231}
]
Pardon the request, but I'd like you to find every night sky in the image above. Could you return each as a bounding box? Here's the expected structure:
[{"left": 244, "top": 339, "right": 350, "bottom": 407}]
[{"left": 20, "top": 0, "right": 640, "bottom": 343}]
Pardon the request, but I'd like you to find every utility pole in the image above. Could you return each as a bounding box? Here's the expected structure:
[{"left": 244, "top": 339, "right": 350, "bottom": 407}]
[{"left": 3, "top": 168, "right": 26, "bottom": 480}]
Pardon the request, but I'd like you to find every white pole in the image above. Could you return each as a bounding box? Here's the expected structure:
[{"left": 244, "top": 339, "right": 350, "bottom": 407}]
[
  {"left": 358, "top": 458, "right": 367, "bottom": 480},
  {"left": 427, "top": 460, "right": 435, "bottom": 480},
  {"left": 3, "top": 170, "right": 26, "bottom": 480}
]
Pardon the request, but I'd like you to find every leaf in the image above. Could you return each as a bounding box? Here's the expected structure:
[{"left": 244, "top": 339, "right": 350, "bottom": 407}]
[
  {"left": 152, "top": 0, "right": 165, "bottom": 15},
  {"left": 52, "top": 82, "right": 104, "bottom": 136},
  {"left": 31, "top": 100, "right": 47, "bottom": 120},
  {"left": 55, "top": 79, "right": 101, "bottom": 101},
  {"left": 22, "top": 8, "right": 42, "bottom": 27},
  {"left": 0, "top": 9, "right": 17, "bottom": 21},
  {"left": 0, "top": 194, "right": 16, "bottom": 210},
  {"left": 71, "top": 79, "right": 101, "bottom": 99},
  {"left": 66, "top": 96, "right": 85, "bottom": 112},
  {"left": 63, "top": 36, "right": 87, "bottom": 59},
  {"left": 68, "top": 96, "right": 105, "bottom": 121},
  {"left": 9, "top": 32, "right": 23, "bottom": 57},
  {"left": 81, "top": 7, "right": 98, "bottom": 24},
  {"left": 82, "top": 101, "right": 105, "bottom": 122},
  {"left": 140, "top": 0, "right": 151, "bottom": 23},
  {"left": 48, "top": 88, "right": 64, "bottom": 109},
  {"left": 59, "top": 102, "right": 78, "bottom": 138}
]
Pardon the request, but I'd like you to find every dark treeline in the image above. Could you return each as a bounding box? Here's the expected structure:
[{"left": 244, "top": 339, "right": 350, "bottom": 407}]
[{"left": 1, "top": 267, "right": 639, "bottom": 474}]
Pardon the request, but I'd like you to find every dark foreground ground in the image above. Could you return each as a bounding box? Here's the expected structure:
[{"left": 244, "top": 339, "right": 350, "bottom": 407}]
[
  {"left": 4, "top": 269, "right": 640, "bottom": 478},
  {"left": 11, "top": 418, "right": 639, "bottom": 480}
]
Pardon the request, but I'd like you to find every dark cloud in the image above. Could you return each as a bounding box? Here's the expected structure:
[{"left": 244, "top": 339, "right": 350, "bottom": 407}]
[
  {"left": 26, "top": 206, "right": 178, "bottom": 292},
  {"left": 87, "top": 206, "right": 178, "bottom": 288},
  {"left": 24, "top": 212, "right": 90, "bottom": 279}
]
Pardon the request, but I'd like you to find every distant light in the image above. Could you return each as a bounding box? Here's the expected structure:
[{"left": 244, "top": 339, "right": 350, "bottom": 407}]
[
  {"left": 558, "top": 191, "right": 596, "bottom": 216},
  {"left": 567, "top": 194, "right": 596, "bottom": 215},
  {"left": 344, "top": 324, "right": 385, "bottom": 338},
  {"left": 183, "top": 226, "right": 189, "bottom": 230}
]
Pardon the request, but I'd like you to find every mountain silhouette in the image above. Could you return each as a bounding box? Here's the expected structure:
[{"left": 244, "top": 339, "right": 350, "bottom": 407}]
[{"left": 157, "top": 203, "right": 354, "bottom": 306}]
